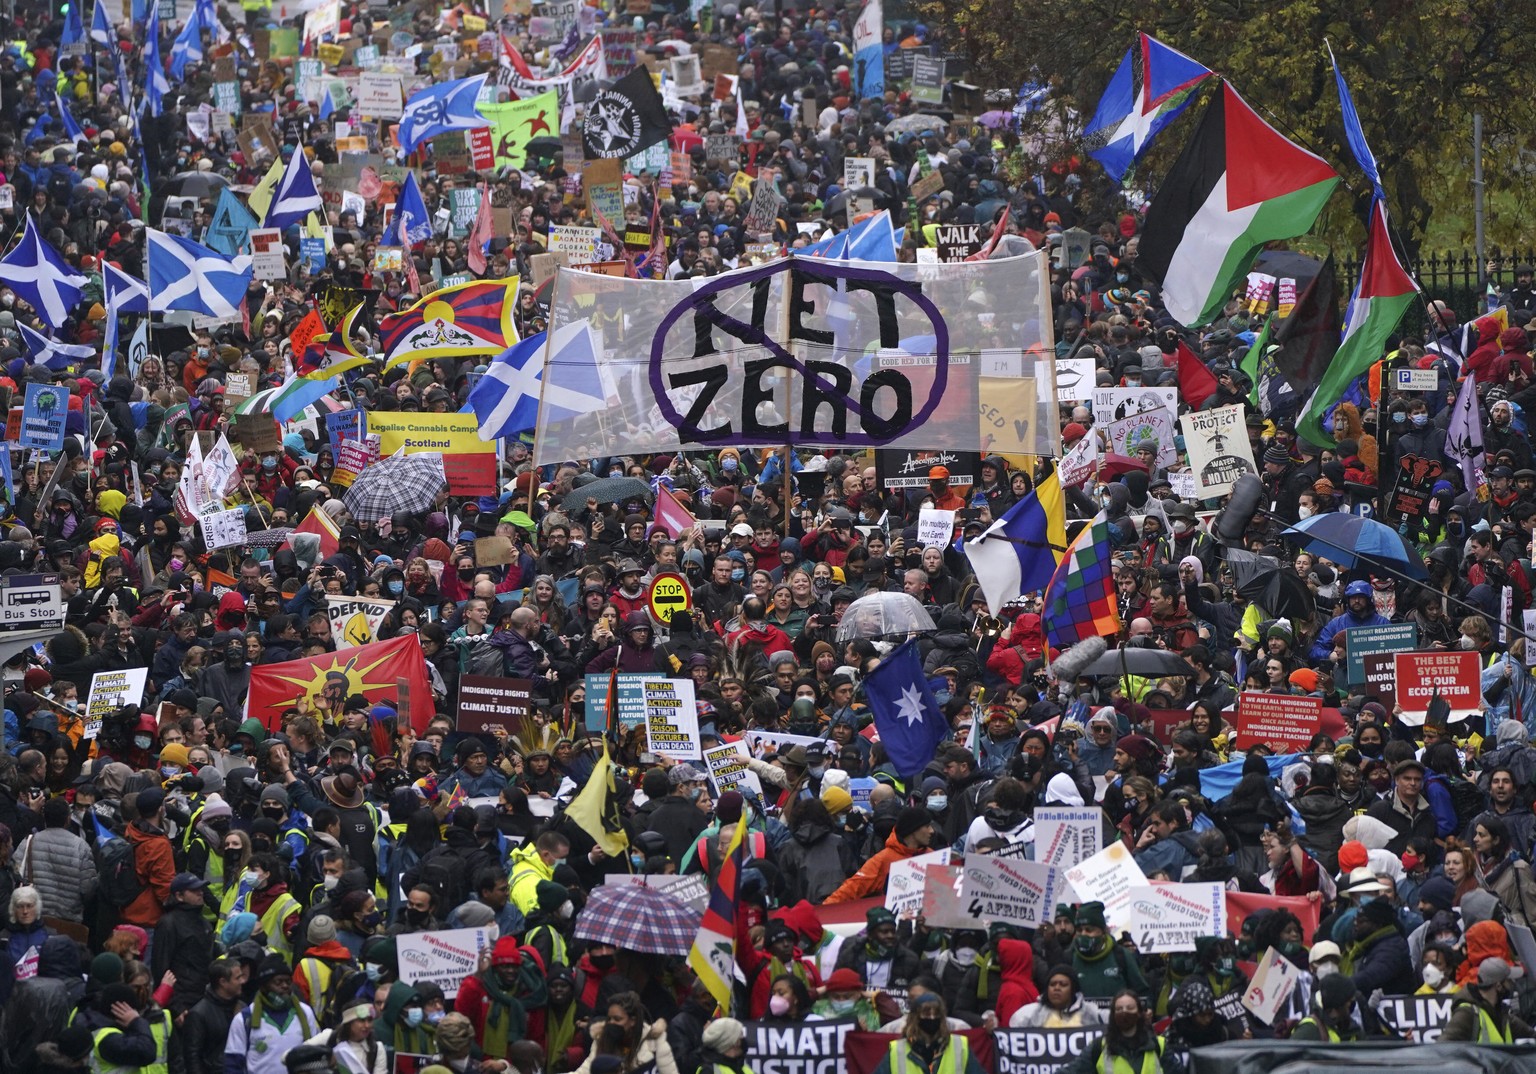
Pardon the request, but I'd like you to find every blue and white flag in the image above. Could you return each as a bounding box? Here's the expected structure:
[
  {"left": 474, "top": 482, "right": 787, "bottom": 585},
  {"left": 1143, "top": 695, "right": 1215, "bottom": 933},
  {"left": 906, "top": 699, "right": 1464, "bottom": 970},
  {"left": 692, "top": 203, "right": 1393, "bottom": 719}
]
[
  {"left": 397, "top": 74, "right": 490, "bottom": 154},
  {"left": 864, "top": 639, "right": 950, "bottom": 779},
  {"left": 391, "top": 171, "right": 433, "bottom": 247},
  {"left": 851, "top": 0, "right": 883, "bottom": 101},
  {"left": 1328, "top": 41, "right": 1383, "bottom": 203},
  {"left": 56, "top": 95, "right": 89, "bottom": 147},
  {"left": 0, "top": 214, "right": 88, "bottom": 328},
  {"left": 205, "top": 187, "right": 260, "bottom": 257},
  {"left": 470, "top": 321, "right": 605, "bottom": 440},
  {"left": 169, "top": 3, "right": 206, "bottom": 81},
  {"left": 91, "top": 0, "right": 113, "bottom": 47},
  {"left": 264, "top": 148, "right": 323, "bottom": 230},
  {"left": 19, "top": 322, "right": 95, "bottom": 371},
  {"left": 1083, "top": 33, "right": 1211, "bottom": 183},
  {"left": 146, "top": 229, "right": 253, "bottom": 318},
  {"left": 794, "top": 209, "right": 896, "bottom": 262},
  {"left": 61, "top": 0, "right": 85, "bottom": 45},
  {"left": 318, "top": 82, "right": 338, "bottom": 120},
  {"left": 101, "top": 263, "right": 149, "bottom": 381},
  {"left": 142, "top": 5, "right": 171, "bottom": 117}
]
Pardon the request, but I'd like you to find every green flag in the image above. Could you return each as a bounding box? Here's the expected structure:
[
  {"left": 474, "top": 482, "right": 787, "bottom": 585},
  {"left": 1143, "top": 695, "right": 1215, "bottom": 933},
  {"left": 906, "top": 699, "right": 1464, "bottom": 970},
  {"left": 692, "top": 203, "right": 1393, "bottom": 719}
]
[{"left": 1240, "top": 315, "right": 1271, "bottom": 406}]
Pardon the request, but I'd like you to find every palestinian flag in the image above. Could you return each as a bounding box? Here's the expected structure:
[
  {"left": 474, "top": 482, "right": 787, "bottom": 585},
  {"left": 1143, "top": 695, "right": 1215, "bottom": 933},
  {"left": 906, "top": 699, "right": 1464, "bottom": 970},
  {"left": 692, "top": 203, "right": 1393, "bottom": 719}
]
[
  {"left": 1139, "top": 82, "right": 1339, "bottom": 328},
  {"left": 1296, "top": 198, "right": 1416, "bottom": 447}
]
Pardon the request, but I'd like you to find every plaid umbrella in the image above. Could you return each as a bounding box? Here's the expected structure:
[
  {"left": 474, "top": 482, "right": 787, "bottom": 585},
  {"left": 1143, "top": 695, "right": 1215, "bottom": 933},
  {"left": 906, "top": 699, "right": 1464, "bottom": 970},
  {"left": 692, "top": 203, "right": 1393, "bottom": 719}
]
[
  {"left": 343, "top": 451, "right": 447, "bottom": 519},
  {"left": 574, "top": 883, "right": 700, "bottom": 956}
]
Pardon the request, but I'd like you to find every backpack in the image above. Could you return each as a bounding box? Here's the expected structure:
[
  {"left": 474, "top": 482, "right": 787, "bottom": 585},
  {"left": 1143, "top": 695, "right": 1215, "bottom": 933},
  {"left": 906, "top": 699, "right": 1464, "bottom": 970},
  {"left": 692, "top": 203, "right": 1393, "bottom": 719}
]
[
  {"left": 1448, "top": 777, "right": 1488, "bottom": 834},
  {"left": 99, "top": 834, "right": 144, "bottom": 908},
  {"left": 416, "top": 850, "right": 469, "bottom": 912},
  {"left": 317, "top": 959, "right": 370, "bottom": 1026}
]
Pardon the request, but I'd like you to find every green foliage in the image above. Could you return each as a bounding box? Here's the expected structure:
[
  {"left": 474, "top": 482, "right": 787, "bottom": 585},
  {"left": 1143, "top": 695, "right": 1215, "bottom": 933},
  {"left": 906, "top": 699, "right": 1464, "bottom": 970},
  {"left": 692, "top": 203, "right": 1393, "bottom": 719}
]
[{"left": 917, "top": 0, "right": 1536, "bottom": 254}]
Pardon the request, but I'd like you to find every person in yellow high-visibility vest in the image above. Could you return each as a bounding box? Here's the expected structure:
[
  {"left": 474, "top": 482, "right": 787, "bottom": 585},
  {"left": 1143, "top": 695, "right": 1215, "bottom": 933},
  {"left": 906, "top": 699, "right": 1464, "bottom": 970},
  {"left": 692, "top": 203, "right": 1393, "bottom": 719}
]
[
  {"left": 1441, "top": 957, "right": 1535, "bottom": 1042},
  {"left": 1059, "top": 990, "right": 1166, "bottom": 1074},
  {"left": 1291, "top": 973, "right": 1366, "bottom": 1041},
  {"left": 870, "top": 994, "right": 986, "bottom": 1074}
]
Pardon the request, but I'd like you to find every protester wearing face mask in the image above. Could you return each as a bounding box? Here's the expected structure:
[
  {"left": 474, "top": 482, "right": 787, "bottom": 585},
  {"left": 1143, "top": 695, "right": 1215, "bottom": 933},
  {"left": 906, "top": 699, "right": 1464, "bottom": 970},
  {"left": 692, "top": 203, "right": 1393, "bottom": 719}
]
[
  {"left": 1070, "top": 902, "right": 1150, "bottom": 1000},
  {"left": 809, "top": 967, "right": 883, "bottom": 1029},
  {"left": 870, "top": 993, "right": 985, "bottom": 1074},
  {"left": 1416, "top": 943, "right": 1461, "bottom": 995},
  {"left": 292, "top": 915, "right": 361, "bottom": 1014},
  {"left": 377, "top": 982, "right": 438, "bottom": 1058},
  {"left": 521, "top": 881, "right": 575, "bottom": 971},
  {"left": 227, "top": 853, "right": 304, "bottom": 961},
  {"left": 226, "top": 954, "right": 318, "bottom": 1074}
]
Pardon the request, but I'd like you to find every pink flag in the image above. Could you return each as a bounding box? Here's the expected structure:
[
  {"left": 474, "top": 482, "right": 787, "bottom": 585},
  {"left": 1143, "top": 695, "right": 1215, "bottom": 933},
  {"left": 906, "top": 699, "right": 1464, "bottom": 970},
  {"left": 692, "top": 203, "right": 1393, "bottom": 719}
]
[
  {"left": 468, "top": 183, "right": 493, "bottom": 275},
  {"left": 653, "top": 485, "right": 696, "bottom": 538}
]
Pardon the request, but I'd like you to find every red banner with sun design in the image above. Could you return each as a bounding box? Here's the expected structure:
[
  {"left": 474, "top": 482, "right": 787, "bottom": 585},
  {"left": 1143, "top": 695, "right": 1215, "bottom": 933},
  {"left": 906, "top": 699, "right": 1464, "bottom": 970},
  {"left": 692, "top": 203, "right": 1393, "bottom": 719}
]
[{"left": 246, "top": 634, "right": 433, "bottom": 732}]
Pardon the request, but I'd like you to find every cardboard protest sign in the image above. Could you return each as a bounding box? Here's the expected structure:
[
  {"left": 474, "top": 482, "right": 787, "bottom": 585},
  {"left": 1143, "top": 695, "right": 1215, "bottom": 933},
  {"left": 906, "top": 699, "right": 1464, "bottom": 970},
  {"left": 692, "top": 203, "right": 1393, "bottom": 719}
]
[
  {"left": 961, "top": 854, "right": 1060, "bottom": 927},
  {"left": 1180, "top": 404, "right": 1257, "bottom": 499},
  {"left": 843, "top": 156, "right": 875, "bottom": 190},
  {"left": 455, "top": 675, "right": 534, "bottom": 735},
  {"left": 642, "top": 677, "right": 700, "bottom": 760},
  {"left": 1055, "top": 358, "right": 1094, "bottom": 403},
  {"left": 85, "top": 668, "right": 149, "bottom": 740},
  {"left": 705, "top": 742, "right": 763, "bottom": 799},
  {"left": 1234, "top": 693, "right": 1322, "bottom": 751},
  {"left": 1105, "top": 406, "right": 1177, "bottom": 469},
  {"left": 582, "top": 673, "right": 650, "bottom": 729},
  {"left": 1123, "top": 882, "right": 1227, "bottom": 952},
  {"left": 915, "top": 508, "right": 955, "bottom": 549},
  {"left": 886, "top": 848, "right": 952, "bottom": 919},
  {"left": 919, "top": 863, "right": 973, "bottom": 929},
  {"left": 1394, "top": 651, "right": 1481, "bottom": 724},
  {"left": 1064, "top": 841, "right": 1148, "bottom": 932},
  {"left": 394, "top": 926, "right": 496, "bottom": 998},
  {"left": 1034, "top": 807, "right": 1102, "bottom": 870},
  {"left": 326, "top": 595, "right": 396, "bottom": 648},
  {"left": 1242, "top": 945, "right": 1306, "bottom": 1025},
  {"left": 1344, "top": 622, "right": 1417, "bottom": 684},
  {"left": 1091, "top": 386, "right": 1178, "bottom": 425}
]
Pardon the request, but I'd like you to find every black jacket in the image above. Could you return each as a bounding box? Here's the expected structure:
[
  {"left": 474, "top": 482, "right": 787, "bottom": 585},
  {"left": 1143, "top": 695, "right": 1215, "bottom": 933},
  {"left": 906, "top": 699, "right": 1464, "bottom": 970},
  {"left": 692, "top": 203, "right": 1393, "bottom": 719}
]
[
  {"left": 151, "top": 899, "right": 215, "bottom": 1015},
  {"left": 180, "top": 987, "right": 241, "bottom": 1074},
  {"left": 642, "top": 794, "right": 711, "bottom": 862},
  {"left": 776, "top": 818, "right": 854, "bottom": 904}
]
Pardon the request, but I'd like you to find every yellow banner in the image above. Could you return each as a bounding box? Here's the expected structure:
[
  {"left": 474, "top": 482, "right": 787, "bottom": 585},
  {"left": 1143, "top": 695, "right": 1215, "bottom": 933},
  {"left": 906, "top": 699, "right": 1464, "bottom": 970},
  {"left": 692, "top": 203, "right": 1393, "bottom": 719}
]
[{"left": 369, "top": 413, "right": 495, "bottom": 495}]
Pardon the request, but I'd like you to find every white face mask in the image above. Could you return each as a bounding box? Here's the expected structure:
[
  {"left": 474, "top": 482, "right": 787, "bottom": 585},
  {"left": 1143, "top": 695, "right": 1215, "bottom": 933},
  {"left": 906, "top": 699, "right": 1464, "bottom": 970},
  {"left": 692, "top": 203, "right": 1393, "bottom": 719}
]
[
  {"left": 1313, "top": 963, "right": 1338, "bottom": 979},
  {"left": 952, "top": 947, "right": 978, "bottom": 967},
  {"left": 1422, "top": 963, "right": 1445, "bottom": 988},
  {"left": 323, "top": 874, "right": 340, "bottom": 890},
  {"left": 558, "top": 900, "right": 574, "bottom": 920},
  {"left": 1461, "top": 634, "right": 1478, "bottom": 649},
  {"left": 1297, "top": 506, "right": 1313, "bottom": 519}
]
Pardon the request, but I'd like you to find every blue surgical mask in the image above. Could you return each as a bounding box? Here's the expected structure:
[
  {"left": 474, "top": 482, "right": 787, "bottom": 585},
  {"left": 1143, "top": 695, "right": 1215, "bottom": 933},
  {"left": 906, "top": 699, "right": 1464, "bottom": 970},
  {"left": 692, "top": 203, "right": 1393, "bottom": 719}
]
[
  {"left": 388, "top": 580, "right": 404, "bottom": 595},
  {"left": 731, "top": 568, "right": 745, "bottom": 581},
  {"left": 365, "top": 964, "right": 382, "bottom": 981},
  {"left": 425, "top": 1009, "right": 444, "bottom": 1025},
  {"left": 927, "top": 794, "right": 948, "bottom": 811},
  {"left": 1412, "top": 413, "right": 1429, "bottom": 427},
  {"left": 404, "top": 1008, "right": 424, "bottom": 1027},
  {"left": 1393, "top": 411, "right": 1407, "bottom": 424},
  {"left": 609, "top": 468, "right": 623, "bottom": 477}
]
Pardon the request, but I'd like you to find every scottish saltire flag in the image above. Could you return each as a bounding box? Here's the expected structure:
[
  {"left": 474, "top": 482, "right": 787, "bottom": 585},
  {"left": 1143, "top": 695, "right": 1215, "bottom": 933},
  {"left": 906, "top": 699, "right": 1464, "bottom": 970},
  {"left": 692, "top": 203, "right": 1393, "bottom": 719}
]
[
  {"left": 964, "top": 471, "right": 1067, "bottom": 616},
  {"left": 90, "top": 0, "right": 112, "bottom": 46},
  {"left": 470, "top": 322, "right": 606, "bottom": 440},
  {"left": 146, "top": 229, "right": 253, "bottom": 318},
  {"left": 865, "top": 640, "right": 950, "bottom": 778},
  {"left": 142, "top": 5, "right": 171, "bottom": 117},
  {"left": 1084, "top": 33, "right": 1211, "bottom": 182},
  {"left": 61, "top": 0, "right": 84, "bottom": 45},
  {"left": 57, "top": 96, "right": 88, "bottom": 147},
  {"left": 264, "top": 149, "right": 323, "bottom": 230},
  {"left": 19, "top": 322, "right": 94, "bottom": 371},
  {"left": 686, "top": 809, "right": 746, "bottom": 1012},
  {"left": 796, "top": 209, "right": 896, "bottom": 261},
  {"left": 391, "top": 172, "right": 433, "bottom": 247},
  {"left": 0, "top": 214, "right": 88, "bottom": 328},
  {"left": 169, "top": 3, "right": 206, "bottom": 81},
  {"left": 851, "top": 0, "right": 883, "bottom": 101},
  {"left": 103, "top": 261, "right": 150, "bottom": 313},
  {"left": 1042, "top": 511, "right": 1120, "bottom": 649},
  {"left": 397, "top": 74, "right": 490, "bottom": 154}
]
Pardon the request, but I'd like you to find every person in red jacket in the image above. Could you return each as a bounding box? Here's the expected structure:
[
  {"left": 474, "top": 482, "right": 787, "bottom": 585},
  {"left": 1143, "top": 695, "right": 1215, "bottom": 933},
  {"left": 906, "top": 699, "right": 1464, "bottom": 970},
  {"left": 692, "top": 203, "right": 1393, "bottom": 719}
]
[
  {"left": 121, "top": 787, "right": 177, "bottom": 930},
  {"left": 455, "top": 936, "right": 547, "bottom": 1060},
  {"left": 737, "top": 917, "right": 823, "bottom": 1018},
  {"left": 724, "top": 597, "right": 793, "bottom": 657},
  {"left": 985, "top": 613, "right": 1045, "bottom": 688}
]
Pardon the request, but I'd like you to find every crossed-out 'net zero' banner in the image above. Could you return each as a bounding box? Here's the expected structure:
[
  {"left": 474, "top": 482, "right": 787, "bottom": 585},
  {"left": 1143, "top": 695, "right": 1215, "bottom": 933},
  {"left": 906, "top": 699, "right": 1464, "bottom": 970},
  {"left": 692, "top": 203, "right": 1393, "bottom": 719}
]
[{"left": 532, "top": 251, "right": 1059, "bottom": 464}]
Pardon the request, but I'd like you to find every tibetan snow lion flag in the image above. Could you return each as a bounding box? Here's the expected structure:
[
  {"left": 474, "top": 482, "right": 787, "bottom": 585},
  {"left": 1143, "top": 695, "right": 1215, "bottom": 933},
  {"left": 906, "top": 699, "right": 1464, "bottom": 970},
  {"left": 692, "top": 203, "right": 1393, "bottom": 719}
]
[
  {"left": 246, "top": 634, "right": 433, "bottom": 732},
  {"left": 379, "top": 277, "right": 521, "bottom": 368},
  {"left": 1138, "top": 81, "right": 1338, "bottom": 328}
]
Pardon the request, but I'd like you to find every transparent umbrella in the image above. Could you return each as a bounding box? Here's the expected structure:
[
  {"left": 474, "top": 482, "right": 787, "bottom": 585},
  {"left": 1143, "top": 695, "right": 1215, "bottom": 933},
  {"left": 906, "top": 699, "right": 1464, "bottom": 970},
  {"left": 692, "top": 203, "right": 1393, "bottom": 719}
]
[{"left": 835, "top": 591, "right": 937, "bottom": 641}]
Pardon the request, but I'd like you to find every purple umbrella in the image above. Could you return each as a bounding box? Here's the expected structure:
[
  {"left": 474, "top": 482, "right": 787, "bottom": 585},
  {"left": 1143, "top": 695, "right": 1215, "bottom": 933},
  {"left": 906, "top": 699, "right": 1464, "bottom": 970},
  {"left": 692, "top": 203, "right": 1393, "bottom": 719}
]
[{"left": 977, "top": 110, "right": 1016, "bottom": 129}]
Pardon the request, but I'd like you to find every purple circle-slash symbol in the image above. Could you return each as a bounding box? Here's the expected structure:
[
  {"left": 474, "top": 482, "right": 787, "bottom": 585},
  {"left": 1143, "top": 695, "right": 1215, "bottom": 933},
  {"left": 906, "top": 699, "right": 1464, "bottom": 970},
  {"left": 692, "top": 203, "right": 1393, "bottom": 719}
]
[{"left": 648, "top": 258, "right": 950, "bottom": 448}]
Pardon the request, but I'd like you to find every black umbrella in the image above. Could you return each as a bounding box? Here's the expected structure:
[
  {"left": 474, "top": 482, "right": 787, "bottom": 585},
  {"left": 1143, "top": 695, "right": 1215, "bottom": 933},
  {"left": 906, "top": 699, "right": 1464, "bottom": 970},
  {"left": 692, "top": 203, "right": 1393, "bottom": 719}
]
[
  {"left": 1081, "top": 647, "right": 1198, "bottom": 679},
  {"left": 560, "top": 477, "right": 654, "bottom": 512},
  {"left": 1236, "top": 564, "right": 1316, "bottom": 623}
]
